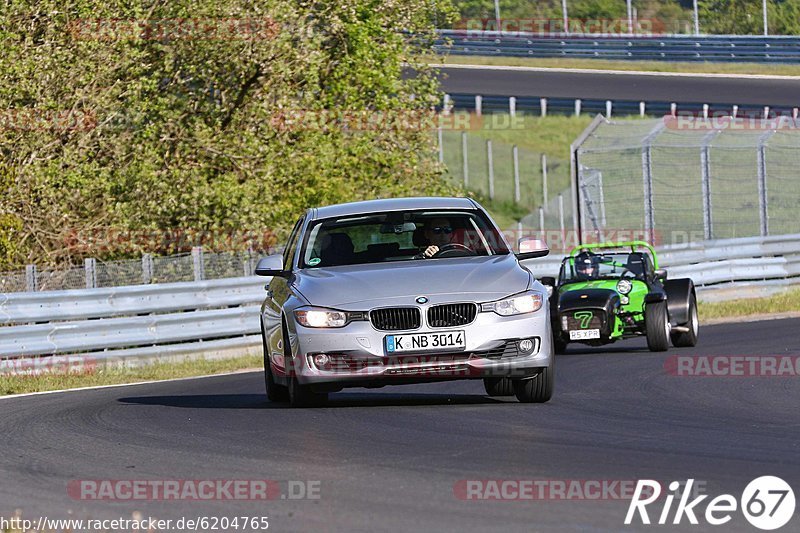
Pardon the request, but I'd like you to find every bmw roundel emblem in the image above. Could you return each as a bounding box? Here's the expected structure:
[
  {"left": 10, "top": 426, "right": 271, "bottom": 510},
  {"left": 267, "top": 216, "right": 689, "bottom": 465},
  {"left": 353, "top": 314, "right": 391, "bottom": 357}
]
[{"left": 416, "top": 296, "right": 428, "bottom": 304}]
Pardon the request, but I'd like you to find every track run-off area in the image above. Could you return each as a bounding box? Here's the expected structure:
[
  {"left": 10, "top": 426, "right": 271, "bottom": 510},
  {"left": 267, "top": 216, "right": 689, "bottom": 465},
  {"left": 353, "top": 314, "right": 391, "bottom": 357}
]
[{"left": 1, "top": 317, "right": 798, "bottom": 532}]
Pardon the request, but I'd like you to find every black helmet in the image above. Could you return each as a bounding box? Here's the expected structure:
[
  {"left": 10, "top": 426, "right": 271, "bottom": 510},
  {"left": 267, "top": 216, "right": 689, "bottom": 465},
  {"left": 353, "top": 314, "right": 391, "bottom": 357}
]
[{"left": 575, "top": 251, "right": 597, "bottom": 278}]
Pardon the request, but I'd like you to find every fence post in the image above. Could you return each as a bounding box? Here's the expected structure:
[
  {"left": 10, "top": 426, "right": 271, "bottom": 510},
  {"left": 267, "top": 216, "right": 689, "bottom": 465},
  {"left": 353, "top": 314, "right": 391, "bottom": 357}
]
[
  {"left": 142, "top": 254, "right": 153, "bottom": 284},
  {"left": 512, "top": 145, "right": 520, "bottom": 203},
  {"left": 541, "top": 154, "right": 548, "bottom": 211},
  {"left": 84, "top": 258, "right": 97, "bottom": 289},
  {"left": 699, "top": 130, "right": 719, "bottom": 240},
  {"left": 461, "top": 131, "right": 469, "bottom": 186},
  {"left": 25, "top": 265, "right": 37, "bottom": 292},
  {"left": 437, "top": 126, "right": 444, "bottom": 163},
  {"left": 244, "top": 248, "right": 254, "bottom": 277},
  {"left": 487, "top": 139, "right": 495, "bottom": 200},
  {"left": 509, "top": 96, "right": 516, "bottom": 118},
  {"left": 757, "top": 129, "right": 776, "bottom": 237},
  {"left": 641, "top": 121, "right": 666, "bottom": 238},
  {"left": 540, "top": 97, "right": 547, "bottom": 117},
  {"left": 558, "top": 193, "right": 565, "bottom": 244},
  {"left": 192, "top": 246, "right": 205, "bottom": 282},
  {"left": 539, "top": 206, "right": 545, "bottom": 235},
  {"left": 475, "top": 95, "right": 482, "bottom": 116}
]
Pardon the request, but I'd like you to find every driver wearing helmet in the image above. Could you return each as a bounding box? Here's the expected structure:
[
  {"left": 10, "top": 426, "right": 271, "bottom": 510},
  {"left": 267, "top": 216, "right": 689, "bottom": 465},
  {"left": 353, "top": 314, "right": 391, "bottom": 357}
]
[
  {"left": 416, "top": 217, "right": 454, "bottom": 259},
  {"left": 575, "top": 251, "right": 599, "bottom": 280}
]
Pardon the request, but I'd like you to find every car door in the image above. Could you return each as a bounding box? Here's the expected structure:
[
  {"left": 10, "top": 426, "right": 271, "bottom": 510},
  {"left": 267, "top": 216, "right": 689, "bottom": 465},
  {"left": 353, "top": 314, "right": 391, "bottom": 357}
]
[{"left": 264, "top": 215, "right": 305, "bottom": 372}]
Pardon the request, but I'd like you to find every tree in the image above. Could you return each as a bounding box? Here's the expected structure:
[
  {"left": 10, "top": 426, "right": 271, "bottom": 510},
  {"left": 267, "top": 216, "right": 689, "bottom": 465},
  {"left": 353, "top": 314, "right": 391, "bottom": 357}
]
[{"left": 0, "top": 0, "right": 459, "bottom": 268}]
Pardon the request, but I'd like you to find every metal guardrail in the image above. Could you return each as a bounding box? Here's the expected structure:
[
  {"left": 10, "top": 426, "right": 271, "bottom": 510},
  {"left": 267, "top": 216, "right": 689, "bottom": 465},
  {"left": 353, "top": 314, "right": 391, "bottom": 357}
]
[
  {"left": 444, "top": 92, "right": 798, "bottom": 120},
  {"left": 436, "top": 31, "right": 800, "bottom": 63},
  {"left": 1, "top": 234, "right": 799, "bottom": 363},
  {"left": 521, "top": 233, "right": 800, "bottom": 286}
]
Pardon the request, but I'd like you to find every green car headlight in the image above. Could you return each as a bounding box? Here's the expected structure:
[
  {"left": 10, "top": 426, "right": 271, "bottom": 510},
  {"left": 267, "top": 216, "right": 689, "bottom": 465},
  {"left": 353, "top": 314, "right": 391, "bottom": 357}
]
[{"left": 616, "top": 279, "right": 633, "bottom": 295}]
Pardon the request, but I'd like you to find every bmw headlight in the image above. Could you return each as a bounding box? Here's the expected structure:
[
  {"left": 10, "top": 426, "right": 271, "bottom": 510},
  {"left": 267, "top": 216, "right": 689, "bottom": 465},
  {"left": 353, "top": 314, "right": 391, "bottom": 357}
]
[
  {"left": 616, "top": 279, "right": 633, "bottom": 295},
  {"left": 294, "top": 307, "right": 349, "bottom": 328},
  {"left": 481, "top": 292, "right": 543, "bottom": 316}
]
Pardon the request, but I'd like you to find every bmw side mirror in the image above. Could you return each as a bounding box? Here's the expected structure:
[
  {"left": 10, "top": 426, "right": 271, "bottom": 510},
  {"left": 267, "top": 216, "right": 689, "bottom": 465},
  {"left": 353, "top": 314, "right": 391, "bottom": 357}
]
[
  {"left": 255, "top": 254, "right": 289, "bottom": 277},
  {"left": 516, "top": 237, "right": 549, "bottom": 260},
  {"left": 654, "top": 268, "right": 667, "bottom": 280}
]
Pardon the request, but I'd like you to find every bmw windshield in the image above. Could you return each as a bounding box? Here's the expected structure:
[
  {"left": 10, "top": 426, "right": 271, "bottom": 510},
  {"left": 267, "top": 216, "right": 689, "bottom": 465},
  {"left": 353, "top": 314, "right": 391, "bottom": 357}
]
[{"left": 299, "top": 210, "right": 511, "bottom": 268}]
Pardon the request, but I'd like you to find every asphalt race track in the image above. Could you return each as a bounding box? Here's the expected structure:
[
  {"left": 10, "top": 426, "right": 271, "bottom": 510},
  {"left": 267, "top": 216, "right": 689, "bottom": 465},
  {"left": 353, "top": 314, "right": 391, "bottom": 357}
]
[
  {"left": 1, "top": 318, "right": 799, "bottom": 532},
  {"left": 436, "top": 65, "right": 800, "bottom": 106}
]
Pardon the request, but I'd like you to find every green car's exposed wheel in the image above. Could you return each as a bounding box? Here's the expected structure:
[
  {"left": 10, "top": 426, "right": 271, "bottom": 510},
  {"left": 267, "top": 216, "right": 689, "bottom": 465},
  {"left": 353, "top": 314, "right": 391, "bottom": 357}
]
[
  {"left": 671, "top": 294, "right": 699, "bottom": 348},
  {"left": 512, "top": 358, "right": 554, "bottom": 403},
  {"left": 483, "top": 377, "right": 515, "bottom": 396},
  {"left": 645, "top": 300, "right": 670, "bottom": 352}
]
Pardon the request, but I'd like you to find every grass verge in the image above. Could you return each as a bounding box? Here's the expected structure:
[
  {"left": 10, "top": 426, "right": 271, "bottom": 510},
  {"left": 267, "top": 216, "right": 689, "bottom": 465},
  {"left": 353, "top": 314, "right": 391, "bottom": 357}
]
[
  {"left": 0, "top": 354, "right": 262, "bottom": 396},
  {"left": 698, "top": 287, "right": 800, "bottom": 321},
  {"left": 429, "top": 54, "right": 800, "bottom": 77}
]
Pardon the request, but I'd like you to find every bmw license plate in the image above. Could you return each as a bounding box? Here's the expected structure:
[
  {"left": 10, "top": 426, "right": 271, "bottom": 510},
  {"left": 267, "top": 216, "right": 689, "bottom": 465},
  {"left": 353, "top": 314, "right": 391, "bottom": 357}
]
[
  {"left": 385, "top": 331, "right": 465, "bottom": 353},
  {"left": 569, "top": 329, "right": 600, "bottom": 340}
]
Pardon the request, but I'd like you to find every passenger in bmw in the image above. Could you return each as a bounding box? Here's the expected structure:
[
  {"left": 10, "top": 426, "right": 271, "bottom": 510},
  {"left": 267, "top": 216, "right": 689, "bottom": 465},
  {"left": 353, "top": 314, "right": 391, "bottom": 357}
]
[{"left": 415, "top": 217, "right": 454, "bottom": 259}]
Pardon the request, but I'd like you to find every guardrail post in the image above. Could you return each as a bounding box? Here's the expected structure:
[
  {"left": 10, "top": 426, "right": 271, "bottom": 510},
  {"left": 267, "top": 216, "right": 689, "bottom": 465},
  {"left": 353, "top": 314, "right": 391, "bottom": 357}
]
[
  {"left": 84, "top": 258, "right": 97, "bottom": 289},
  {"left": 763, "top": 106, "right": 770, "bottom": 119},
  {"left": 487, "top": 139, "right": 495, "bottom": 200},
  {"left": 541, "top": 154, "right": 548, "bottom": 211},
  {"left": 605, "top": 100, "right": 612, "bottom": 118},
  {"left": 732, "top": 105, "right": 739, "bottom": 118},
  {"left": 192, "top": 247, "right": 205, "bottom": 282},
  {"left": 513, "top": 145, "right": 520, "bottom": 203},
  {"left": 793, "top": 107, "right": 798, "bottom": 120},
  {"left": 461, "top": 131, "right": 469, "bottom": 186},
  {"left": 670, "top": 102, "right": 677, "bottom": 117},
  {"left": 443, "top": 93, "right": 451, "bottom": 115},
  {"left": 575, "top": 99, "right": 582, "bottom": 117},
  {"left": 540, "top": 97, "right": 547, "bottom": 117},
  {"left": 509, "top": 96, "right": 516, "bottom": 118},
  {"left": 702, "top": 104, "right": 709, "bottom": 119},
  {"left": 475, "top": 95, "right": 482, "bottom": 116},
  {"left": 25, "top": 265, "right": 37, "bottom": 292},
  {"left": 142, "top": 254, "right": 154, "bottom": 284},
  {"left": 639, "top": 102, "right": 646, "bottom": 117}
]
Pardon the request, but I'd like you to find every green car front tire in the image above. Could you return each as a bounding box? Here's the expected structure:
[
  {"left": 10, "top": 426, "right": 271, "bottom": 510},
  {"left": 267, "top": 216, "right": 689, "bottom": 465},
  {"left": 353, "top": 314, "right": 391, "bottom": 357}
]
[{"left": 645, "top": 301, "right": 670, "bottom": 352}]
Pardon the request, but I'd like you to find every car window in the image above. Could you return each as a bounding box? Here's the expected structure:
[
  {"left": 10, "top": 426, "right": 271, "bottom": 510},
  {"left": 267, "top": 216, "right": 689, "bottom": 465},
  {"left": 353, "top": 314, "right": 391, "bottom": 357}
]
[
  {"left": 560, "top": 252, "right": 648, "bottom": 283},
  {"left": 299, "top": 210, "right": 510, "bottom": 268},
  {"left": 282, "top": 216, "right": 304, "bottom": 270}
]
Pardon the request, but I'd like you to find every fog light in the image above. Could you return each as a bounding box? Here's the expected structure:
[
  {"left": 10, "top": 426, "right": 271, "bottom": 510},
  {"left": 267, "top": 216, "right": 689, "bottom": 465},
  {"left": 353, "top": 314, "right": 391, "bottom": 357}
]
[
  {"left": 313, "top": 353, "right": 330, "bottom": 368},
  {"left": 620, "top": 296, "right": 630, "bottom": 305},
  {"left": 518, "top": 339, "right": 535, "bottom": 354}
]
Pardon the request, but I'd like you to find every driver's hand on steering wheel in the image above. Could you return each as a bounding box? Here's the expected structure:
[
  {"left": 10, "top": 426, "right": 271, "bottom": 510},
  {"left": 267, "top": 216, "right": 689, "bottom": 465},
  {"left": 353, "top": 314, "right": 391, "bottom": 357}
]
[{"left": 422, "top": 245, "right": 439, "bottom": 258}]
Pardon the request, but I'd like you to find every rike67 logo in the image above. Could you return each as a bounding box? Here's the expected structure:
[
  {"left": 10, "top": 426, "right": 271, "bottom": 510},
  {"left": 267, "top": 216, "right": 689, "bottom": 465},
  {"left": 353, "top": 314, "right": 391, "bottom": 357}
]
[{"left": 625, "top": 477, "right": 795, "bottom": 530}]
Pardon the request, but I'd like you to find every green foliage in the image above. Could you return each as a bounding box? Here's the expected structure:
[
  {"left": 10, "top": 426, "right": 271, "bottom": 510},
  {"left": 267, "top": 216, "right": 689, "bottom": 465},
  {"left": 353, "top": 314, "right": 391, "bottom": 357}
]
[
  {"left": 699, "top": 0, "right": 800, "bottom": 35},
  {"left": 0, "top": 0, "right": 459, "bottom": 267}
]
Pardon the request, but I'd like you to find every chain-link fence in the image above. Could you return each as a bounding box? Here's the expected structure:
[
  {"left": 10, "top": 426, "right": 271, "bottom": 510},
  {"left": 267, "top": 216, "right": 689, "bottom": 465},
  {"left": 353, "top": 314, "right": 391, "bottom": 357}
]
[
  {"left": 0, "top": 248, "right": 262, "bottom": 294},
  {"left": 574, "top": 116, "right": 800, "bottom": 246}
]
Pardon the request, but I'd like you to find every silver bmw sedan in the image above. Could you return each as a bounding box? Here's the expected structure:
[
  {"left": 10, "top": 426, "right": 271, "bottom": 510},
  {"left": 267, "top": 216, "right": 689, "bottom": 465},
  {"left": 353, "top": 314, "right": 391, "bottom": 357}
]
[{"left": 257, "top": 197, "right": 554, "bottom": 407}]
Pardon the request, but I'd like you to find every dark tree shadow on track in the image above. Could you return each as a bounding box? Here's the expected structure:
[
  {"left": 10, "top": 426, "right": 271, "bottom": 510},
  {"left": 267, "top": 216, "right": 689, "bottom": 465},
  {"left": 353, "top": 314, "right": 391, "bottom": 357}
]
[{"left": 118, "top": 392, "right": 508, "bottom": 409}]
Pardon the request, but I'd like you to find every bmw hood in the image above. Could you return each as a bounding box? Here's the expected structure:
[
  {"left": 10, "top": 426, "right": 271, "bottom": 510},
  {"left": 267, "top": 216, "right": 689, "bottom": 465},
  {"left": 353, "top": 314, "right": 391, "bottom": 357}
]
[{"left": 292, "top": 254, "right": 532, "bottom": 310}]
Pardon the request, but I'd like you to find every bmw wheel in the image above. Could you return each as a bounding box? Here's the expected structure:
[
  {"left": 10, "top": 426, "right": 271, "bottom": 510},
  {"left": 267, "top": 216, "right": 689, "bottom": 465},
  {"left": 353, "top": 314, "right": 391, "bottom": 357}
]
[
  {"left": 483, "top": 377, "right": 515, "bottom": 396},
  {"left": 512, "top": 357, "right": 554, "bottom": 403}
]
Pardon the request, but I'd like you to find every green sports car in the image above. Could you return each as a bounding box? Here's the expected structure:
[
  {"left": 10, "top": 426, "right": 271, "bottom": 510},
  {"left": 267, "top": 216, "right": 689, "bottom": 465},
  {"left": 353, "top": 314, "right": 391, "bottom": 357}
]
[{"left": 541, "top": 241, "right": 699, "bottom": 353}]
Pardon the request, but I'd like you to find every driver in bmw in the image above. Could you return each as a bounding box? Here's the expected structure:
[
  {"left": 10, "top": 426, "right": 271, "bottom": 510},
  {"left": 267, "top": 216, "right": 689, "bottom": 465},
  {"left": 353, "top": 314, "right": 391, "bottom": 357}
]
[{"left": 416, "top": 217, "right": 454, "bottom": 259}]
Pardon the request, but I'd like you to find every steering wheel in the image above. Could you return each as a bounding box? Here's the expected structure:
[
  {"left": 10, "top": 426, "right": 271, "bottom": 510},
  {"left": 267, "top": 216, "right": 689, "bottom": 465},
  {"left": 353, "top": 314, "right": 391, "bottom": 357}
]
[{"left": 433, "top": 243, "right": 476, "bottom": 258}]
